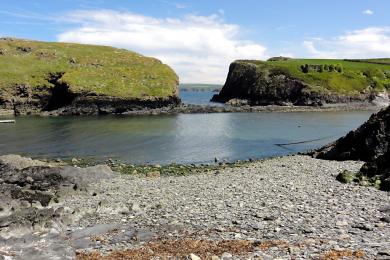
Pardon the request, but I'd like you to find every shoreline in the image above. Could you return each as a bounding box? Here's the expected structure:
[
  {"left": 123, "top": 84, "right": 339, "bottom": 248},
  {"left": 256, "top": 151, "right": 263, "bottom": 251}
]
[
  {"left": 0, "top": 102, "right": 384, "bottom": 117},
  {"left": 1, "top": 154, "right": 389, "bottom": 259}
]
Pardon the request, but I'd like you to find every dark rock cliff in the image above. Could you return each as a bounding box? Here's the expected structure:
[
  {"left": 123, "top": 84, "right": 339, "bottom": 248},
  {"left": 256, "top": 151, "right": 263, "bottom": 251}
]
[
  {"left": 0, "top": 89, "right": 181, "bottom": 116},
  {"left": 313, "top": 106, "right": 390, "bottom": 190},
  {"left": 211, "top": 61, "right": 385, "bottom": 107}
]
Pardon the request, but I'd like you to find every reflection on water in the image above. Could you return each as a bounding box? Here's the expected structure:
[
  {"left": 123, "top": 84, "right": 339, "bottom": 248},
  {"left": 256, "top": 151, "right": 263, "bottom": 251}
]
[{"left": 0, "top": 111, "right": 373, "bottom": 164}]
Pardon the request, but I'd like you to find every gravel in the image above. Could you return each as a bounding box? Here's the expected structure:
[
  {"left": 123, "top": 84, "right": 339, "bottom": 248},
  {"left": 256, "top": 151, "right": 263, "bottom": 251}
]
[
  {"left": 64, "top": 155, "right": 390, "bottom": 259},
  {"left": 1, "top": 155, "right": 389, "bottom": 259}
]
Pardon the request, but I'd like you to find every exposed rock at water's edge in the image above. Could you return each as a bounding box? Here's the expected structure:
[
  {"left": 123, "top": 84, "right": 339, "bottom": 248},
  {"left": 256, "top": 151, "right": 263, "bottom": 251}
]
[
  {"left": 312, "top": 106, "right": 390, "bottom": 190},
  {"left": 0, "top": 154, "right": 115, "bottom": 238}
]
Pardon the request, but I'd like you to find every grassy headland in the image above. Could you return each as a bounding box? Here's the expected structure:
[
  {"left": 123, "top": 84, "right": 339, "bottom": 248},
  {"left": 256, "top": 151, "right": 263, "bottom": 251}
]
[
  {"left": 249, "top": 58, "right": 390, "bottom": 95},
  {"left": 213, "top": 57, "right": 390, "bottom": 106},
  {"left": 0, "top": 38, "right": 178, "bottom": 99}
]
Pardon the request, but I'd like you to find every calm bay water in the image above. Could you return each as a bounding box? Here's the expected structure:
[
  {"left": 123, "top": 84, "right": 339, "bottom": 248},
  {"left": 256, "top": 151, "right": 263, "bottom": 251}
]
[
  {"left": 0, "top": 110, "right": 372, "bottom": 164},
  {"left": 180, "top": 90, "right": 224, "bottom": 106}
]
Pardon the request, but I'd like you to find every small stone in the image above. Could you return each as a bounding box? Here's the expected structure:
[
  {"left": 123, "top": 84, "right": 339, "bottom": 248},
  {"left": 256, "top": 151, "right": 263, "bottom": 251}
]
[
  {"left": 274, "top": 227, "right": 281, "bottom": 233},
  {"left": 264, "top": 216, "right": 277, "bottom": 221},
  {"left": 211, "top": 256, "right": 221, "bottom": 260},
  {"left": 339, "top": 233, "right": 350, "bottom": 240},
  {"left": 303, "top": 227, "right": 316, "bottom": 234},
  {"left": 336, "top": 221, "right": 348, "bottom": 227},
  {"left": 375, "top": 222, "right": 386, "bottom": 228},
  {"left": 288, "top": 246, "right": 300, "bottom": 255},
  {"left": 380, "top": 217, "right": 390, "bottom": 223},
  {"left": 71, "top": 158, "right": 79, "bottom": 164},
  {"left": 379, "top": 205, "right": 390, "bottom": 213},
  {"left": 131, "top": 202, "right": 142, "bottom": 213},
  {"left": 378, "top": 250, "right": 390, "bottom": 256},
  {"left": 221, "top": 252, "right": 233, "bottom": 259},
  {"left": 146, "top": 171, "right": 160, "bottom": 178},
  {"left": 352, "top": 224, "right": 373, "bottom": 231},
  {"left": 189, "top": 253, "right": 201, "bottom": 260}
]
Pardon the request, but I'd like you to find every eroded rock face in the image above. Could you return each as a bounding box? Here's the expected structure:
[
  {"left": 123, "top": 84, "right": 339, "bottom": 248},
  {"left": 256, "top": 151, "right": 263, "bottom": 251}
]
[
  {"left": 211, "top": 62, "right": 312, "bottom": 105},
  {"left": 313, "top": 106, "right": 390, "bottom": 190},
  {"left": 0, "top": 86, "right": 181, "bottom": 116}
]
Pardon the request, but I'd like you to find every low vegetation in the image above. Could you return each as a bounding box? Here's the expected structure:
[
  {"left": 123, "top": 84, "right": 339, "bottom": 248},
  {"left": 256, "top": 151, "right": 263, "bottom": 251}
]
[
  {"left": 46, "top": 157, "right": 256, "bottom": 177},
  {"left": 244, "top": 58, "right": 390, "bottom": 95},
  {"left": 336, "top": 170, "right": 382, "bottom": 189},
  {"left": 0, "top": 38, "right": 178, "bottom": 99}
]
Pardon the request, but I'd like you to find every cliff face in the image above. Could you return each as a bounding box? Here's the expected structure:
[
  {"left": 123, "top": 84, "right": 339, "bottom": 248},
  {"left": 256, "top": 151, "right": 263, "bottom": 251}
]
[
  {"left": 314, "top": 107, "right": 390, "bottom": 162},
  {"left": 212, "top": 59, "right": 390, "bottom": 107},
  {"left": 0, "top": 38, "right": 180, "bottom": 115},
  {"left": 313, "top": 106, "right": 390, "bottom": 190},
  {"left": 211, "top": 61, "right": 315, "bottom": 105}
]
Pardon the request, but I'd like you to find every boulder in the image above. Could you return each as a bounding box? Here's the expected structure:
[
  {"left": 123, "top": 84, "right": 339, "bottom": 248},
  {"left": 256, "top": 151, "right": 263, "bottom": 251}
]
[{"left": 313, "top": 106, "right": 390, "bottom": 190}]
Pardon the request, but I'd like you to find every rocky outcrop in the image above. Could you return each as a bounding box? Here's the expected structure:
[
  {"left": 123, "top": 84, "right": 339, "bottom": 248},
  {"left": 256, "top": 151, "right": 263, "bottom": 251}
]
[
  {"left": 312, "top": 106, "right": 390, "bottom": 190},
  {"left": 1, "top": 92, "right": 181, "bottom": 116},
  {"left": 211, "top": 60, "right": 389, "bottom": 107},
  {"left": 314, "top": 107, "right": 390, "bottom": 161},
  {"left": 0, "top": 79, "right": 181, "bottom": 116},
  {"left": 0, "top": 155, "right": 115, "bottom": 237}
]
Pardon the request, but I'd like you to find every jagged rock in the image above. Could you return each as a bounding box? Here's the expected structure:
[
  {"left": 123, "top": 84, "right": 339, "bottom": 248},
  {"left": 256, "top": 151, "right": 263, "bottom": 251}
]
[
  {"left": 313, "top": 106, "right": 390, "bottom": 162},
  {"left": 313, "top": 106, "right": 390, "bottom": 190}
]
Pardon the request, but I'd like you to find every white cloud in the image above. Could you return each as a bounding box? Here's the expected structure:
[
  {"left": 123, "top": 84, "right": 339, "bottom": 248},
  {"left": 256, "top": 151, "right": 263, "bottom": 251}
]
[
  {"left": 57, "top": 10, "right": 268, "bottom": 83},
  {"left": 303, "top": 27, "right": 390, "bottom": 58},
  {"left": 363, "top": 9, "right": 374, "bottom": 15}
]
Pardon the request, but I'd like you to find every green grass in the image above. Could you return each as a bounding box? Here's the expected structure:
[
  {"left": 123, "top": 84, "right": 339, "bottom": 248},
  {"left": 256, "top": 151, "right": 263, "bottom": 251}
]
[
  {"left": 241, "top": 58, "right": 390, "bottom": 95},
  {"left": 0, "top": 38, "right": 178, "bottom": 99}
]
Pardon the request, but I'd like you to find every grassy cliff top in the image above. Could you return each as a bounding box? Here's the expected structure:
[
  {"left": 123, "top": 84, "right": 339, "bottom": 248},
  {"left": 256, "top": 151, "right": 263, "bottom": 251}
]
[
  {"left": 0, "top": 38, "right": 178, "bottom": 99},
  {"left": 237, "top": 58, "right": 390, "bottom": 95}
]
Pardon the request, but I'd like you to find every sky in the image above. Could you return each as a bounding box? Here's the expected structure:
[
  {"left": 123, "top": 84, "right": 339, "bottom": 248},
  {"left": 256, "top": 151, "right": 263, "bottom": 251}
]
[{"left": 1, "top": 1, "right": 390, "bottom": 83}]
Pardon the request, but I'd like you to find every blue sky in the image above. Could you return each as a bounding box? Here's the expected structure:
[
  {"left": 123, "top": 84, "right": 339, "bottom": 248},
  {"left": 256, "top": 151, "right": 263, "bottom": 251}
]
[{"left": 1, "top": 0, "right": 389, "bottom": 83}]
